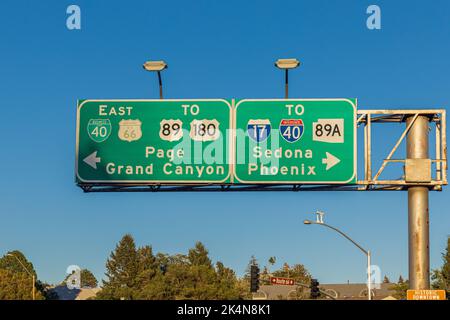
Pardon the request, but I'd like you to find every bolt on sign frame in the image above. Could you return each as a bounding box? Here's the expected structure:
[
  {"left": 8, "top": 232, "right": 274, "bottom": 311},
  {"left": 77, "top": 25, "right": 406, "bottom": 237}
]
[{"left": 357, "top": 109, "right": 447, "bottom": 191}]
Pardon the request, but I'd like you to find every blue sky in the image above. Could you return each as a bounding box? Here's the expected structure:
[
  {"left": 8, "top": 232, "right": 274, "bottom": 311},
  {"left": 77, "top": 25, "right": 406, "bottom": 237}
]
[{"left": 0, "top": 0, "right": 449, "bottom": 285}]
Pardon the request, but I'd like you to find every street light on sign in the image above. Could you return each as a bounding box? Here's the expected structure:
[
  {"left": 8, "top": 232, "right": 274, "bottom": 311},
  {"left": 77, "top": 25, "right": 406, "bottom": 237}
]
[
  {"left": 275, "top": 58, "right": 300, "bottom": 99},
  {"left": 143, "top": 60, "right": 168, "bottom": 99},
  {"left": 303, "top": 212, "right": 373, "bottom": 300}
]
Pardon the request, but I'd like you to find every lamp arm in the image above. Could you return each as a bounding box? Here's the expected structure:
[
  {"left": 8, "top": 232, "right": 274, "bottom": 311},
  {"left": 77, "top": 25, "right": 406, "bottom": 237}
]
[
  {"left": 316, "top": 223, "right": 368, "bottom": 256},
  {"left": 7, "top": 254, "right": 34, "bottom": 277}
]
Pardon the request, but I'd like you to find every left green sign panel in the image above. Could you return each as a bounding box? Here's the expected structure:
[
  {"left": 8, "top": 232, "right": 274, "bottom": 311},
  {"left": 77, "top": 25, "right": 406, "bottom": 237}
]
[{"left": 76, "top": 100, "right": 232, "bottom": 184}]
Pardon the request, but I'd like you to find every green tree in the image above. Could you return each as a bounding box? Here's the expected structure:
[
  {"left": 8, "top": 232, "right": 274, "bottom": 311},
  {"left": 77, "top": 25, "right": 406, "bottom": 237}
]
[
  {"left": 389, "top": 276, "right": 408, "bottom": 300},
  {"left": 268, "top": 257, "right": 276, "bottom": 271},
  {"left": 137, "top": 246, "right": 157, "bottom": 272},
  {"left": 0, "top": 269, "right": 44, "bottom": 300},
  {"left": 215, "top": 262, "right": 242, "bottom": 299},
  {"left": 261, "top": 266, "right": 269, "bottom": 278},
  {"left": 188, "top": 242, "right": 212, "bottom": 266},
  {"left": 137, "top": 242, "right": 243, "bottom": 300},
  {"left": 179, "top": 263, "right": 217, "bottom": 299},
  {"left": 98, "top": 237, "right": 248, "bottom": 300},
  {"left": 431, "top": 236, "right": 450, "bottom": 298},
  {"left": 0, "top": 251, "right": 37, "bottom": 279},
  {"left": 80, "top": 269, "right": 98, "bottom": 288},
  {"left": 180, "top": 242, "right": 218, "bottom": 299},
  {"left": 0, "top": 250, "right": 47, "bottom": 300},
  {"left": 271, "top": 263, "right": 312, "bottom": 299},
  {"left": 135, "top": 245, "right": 158, "bottom": 290},
  {"left": 268, "top": 257, "right": 276, "bottom": 265},
  {"left": 135, "top": 273, "right": 174, "bottom": 299},
  {"left": 97, "top": 234, "right": 139, "bottom": 300},
  {"left": 272, "top": 263, "right": 311, "bottom": 284},
  {"left": 236, "top": 278, "right": 252, "bottom": 299},
  {"left": 383, "top": 275, "right": 390, "bottom": 283},
  {"left": 134, "top": 248, "right": 174, "bottom": 300}
]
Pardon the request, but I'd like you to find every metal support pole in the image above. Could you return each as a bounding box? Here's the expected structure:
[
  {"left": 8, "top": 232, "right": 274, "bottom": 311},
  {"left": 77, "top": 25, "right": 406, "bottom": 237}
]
[
  {"left": 285, "top": 69, "right": 288, "bottom": 99},
  {"left": 406, "top": 115, "right": 430, "bottom": 289},
  {"left": 367, "top": 114, "right": 372, "bottom": 181},
  {"left": 367, "top": 251, "right": 372, "bottom": 301},
  {"left": 364, "top": 117, "right": 368, "bottom": 181},
  {"left": 157, "top": 71, "right": 163, "bottom": 99},
  {"left": 436, "top": 120, "right": 442, "bottom": 181}
]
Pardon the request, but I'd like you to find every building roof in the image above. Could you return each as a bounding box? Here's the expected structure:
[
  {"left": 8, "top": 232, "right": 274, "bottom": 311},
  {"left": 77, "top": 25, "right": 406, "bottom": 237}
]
[{"left": 49, "top": 285, "right": 101, "bottom": 300}]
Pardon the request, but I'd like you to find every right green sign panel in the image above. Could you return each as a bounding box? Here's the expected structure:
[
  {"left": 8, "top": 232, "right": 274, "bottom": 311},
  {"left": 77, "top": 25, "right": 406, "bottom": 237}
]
[{"left": 233, "top": 99, "right": 357, "bottom": 184}]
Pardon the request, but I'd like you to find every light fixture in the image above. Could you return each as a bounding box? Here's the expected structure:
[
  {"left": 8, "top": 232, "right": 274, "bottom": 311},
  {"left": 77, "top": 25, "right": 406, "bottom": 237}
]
[{"left": 143, "top": 60, "right": 168, "bottom": 99}]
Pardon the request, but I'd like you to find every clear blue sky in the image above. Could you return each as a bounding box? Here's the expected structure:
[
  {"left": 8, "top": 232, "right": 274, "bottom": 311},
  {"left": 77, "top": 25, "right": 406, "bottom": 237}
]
[{"left": 0, "top": 0, "right": 449, "bottom": 285}]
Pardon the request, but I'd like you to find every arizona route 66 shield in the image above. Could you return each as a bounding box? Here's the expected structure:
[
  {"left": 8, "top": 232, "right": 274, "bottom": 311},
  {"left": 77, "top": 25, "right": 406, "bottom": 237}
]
[{"left": 118, "top": 119, "right": 142, "bottom": 142}]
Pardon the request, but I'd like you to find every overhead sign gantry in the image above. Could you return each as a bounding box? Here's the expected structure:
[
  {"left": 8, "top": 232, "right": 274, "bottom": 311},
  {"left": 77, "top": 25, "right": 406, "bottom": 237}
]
[{"left": 76, "top": 98, "right": 357, "bottom": 186}]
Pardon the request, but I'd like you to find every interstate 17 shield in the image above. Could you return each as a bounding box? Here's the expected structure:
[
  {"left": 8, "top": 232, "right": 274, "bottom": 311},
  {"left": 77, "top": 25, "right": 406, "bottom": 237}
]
[
  {"left": 247, "top": 119, "right": 271, "bottom": 142},
  {"left": 279, "top": 119, "right": 304, "bottom": 143}
]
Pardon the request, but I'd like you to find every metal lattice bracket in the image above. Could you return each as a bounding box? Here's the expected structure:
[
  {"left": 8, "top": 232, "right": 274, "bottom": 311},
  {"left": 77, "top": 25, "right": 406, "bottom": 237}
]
[{"left": 357, "top": 109, "right": 447, "bottom": 191}]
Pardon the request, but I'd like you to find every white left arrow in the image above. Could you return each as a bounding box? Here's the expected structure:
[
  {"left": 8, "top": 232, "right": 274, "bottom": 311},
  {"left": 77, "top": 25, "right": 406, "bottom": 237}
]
[
  {"left": 83, "top": 151, "right": 101, "bottom": 169},
  {"left": 322, "top": 152, "right": 341, "bottom": 171}
]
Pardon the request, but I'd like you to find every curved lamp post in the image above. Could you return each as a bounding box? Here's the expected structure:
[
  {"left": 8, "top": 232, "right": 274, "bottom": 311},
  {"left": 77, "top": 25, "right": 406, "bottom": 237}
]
[
  {"left": 303, "top": 217, "right": 372, "bottom": 300},
  {"left": 275, "top": 58, "right": 300, "bottom": 99},
  {"left": 143, "top": 60, "right": 168, "bottom": 99},
  {"left": 6, "top": 253, "right": 35, "bottom": 300}
]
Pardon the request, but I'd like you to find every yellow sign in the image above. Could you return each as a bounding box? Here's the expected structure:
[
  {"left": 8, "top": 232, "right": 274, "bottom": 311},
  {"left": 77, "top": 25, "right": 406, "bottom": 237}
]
[
  {"left": 407, "top": 289, "right": 446, "bottom": 300},
  {"left": 118, "top": 119, "right": 142, "bottom": 142}
]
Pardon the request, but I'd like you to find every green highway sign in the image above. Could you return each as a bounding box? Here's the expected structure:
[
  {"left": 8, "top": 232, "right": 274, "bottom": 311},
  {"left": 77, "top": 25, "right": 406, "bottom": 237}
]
[
  {"left": 234, "top": 99, "right": 357, "bottom": 184},
  {"left": 76, "top": 98, "right": 357, "bottom": 186},
  {"left": 76, "top": 100, "right": 232, "bottom": 184}
]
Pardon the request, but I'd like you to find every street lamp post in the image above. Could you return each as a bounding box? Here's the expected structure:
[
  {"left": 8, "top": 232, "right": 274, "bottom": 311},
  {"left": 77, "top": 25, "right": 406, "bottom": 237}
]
[
  {"left": 274, "top": 58, "right": 300, "bottom": 99},
  {"left": 303, "top": 213, "right": 372, "bottom": 300},
  {"left": 143, "top": 60, "right": 168, "bottom": 99},
  {"left": 6, "top": 253, "right": 35, "bottom": 300}
]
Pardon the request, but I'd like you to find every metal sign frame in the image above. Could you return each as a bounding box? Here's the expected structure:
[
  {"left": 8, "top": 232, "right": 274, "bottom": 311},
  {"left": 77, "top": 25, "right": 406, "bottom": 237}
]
[{"left": 357, "top": 109, "right": 447, "bottom": 191}]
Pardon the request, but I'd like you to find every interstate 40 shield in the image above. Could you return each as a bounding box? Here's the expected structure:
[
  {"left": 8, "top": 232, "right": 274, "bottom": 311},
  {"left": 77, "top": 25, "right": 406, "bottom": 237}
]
[
  {"left": 76, "top": 100, "right": 232, "bottom": 184},
  {"left": 234, "top": 99, "right": 357, "bottom": 184}
]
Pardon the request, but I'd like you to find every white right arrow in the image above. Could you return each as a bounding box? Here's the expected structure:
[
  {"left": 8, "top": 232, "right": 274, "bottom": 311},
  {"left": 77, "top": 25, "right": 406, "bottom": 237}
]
[
  {"left": 83, "top": 151, "right": 101, "bottom": 169},
  {"left": 322, "top": 152, "right": 341, "bottom": 171}
]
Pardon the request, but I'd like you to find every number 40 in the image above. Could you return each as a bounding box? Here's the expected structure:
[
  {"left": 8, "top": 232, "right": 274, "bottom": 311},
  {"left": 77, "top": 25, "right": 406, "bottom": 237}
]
[{"left": 91, "top": 126, "right": 108, "bottom": 137}]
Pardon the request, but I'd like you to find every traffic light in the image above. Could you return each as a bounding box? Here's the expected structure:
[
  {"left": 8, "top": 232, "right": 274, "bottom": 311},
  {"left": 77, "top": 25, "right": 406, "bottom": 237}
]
[
  {"left": 310, "top": 278, "right": 320, "bottom": 299},
  {"left": 250, "top": 265, "right": 260, "bottom": 293},
  {"left": 160, "top": 264, "right": 167, "bottom": 275}
]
